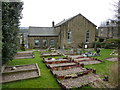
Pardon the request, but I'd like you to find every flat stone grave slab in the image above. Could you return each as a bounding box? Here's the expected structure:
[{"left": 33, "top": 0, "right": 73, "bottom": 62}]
[
  {"left": 105, "top": 57, "right": 118, "bottom": 61},
  {"left": 51, "top": 65, "right": 81, "bottom": 71},
  {"left": 58, "top": 73, "right": 101, "bottom": 89},
  {"left": 2, "top": 64, "right": 40, "bottom": 83},
  {"left": 43, "top": 58, "right": 70, "bottom": 64},
  {"left": 41, "top": 52, "right": 62, "bottom": 57},
  {"left": 73, "top": 57, "right": 102, "bottom": 65},
  {"left": 47, "top": 62, "right": 77, "bottom": 69},
  {"left": 57, "top": 50, "right": 74, "bottom": 55},
  {"left": 78, "top": 60, "right": 102, "bottom": 65},
  {"left": 74, "top": 57, "right": 91, "bottom": 62},
  {"left": 66, "top": 55, "right": 84, "bottom": 59},
  {"left": 52, "top": 67, "right": 86, "bottom": 77},
  {"left": 15, "top": 51, "right": 34, "bottom": 59}
]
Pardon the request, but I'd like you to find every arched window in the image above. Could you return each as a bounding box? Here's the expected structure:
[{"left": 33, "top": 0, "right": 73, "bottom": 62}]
[{"left": 86, "top": 31, "right": 90, "bottom": 43}]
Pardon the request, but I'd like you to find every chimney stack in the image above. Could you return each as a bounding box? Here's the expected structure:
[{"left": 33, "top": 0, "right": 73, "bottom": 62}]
[{"left": 52, "top": 21, "right": 54, "bottom": 27}]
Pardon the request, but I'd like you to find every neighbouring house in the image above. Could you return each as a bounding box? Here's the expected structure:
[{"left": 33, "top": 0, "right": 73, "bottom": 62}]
[
  {"left": 28, "top": 27, "right": 60, "bottom": 49},
  {"left": 55, "top": 14, "right": 97, "bottom": 49},
  {"left": 18, "top": 27, "right": 29, "bottom": 49},
  {"left": 21, "top": 13, "right": 97, "bottom": 49},
  {"left": 98, "top": 20, "right": 119, "bottom": 41}
]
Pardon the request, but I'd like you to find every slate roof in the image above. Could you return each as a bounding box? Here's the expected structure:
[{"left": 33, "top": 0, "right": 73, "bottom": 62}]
[
  {"left": 99, "top": 23, "right": 117, "bottom": 28},
  {"left": 28, "top": 27, "right": 60, "bottom": 36},
  {"left": 19, "top": 27, "right": 29, "bottom": 33},
  {"left": 55, "top": 17, "right": 73, "bottom": 27},
  {"left": 55, "top": 14, "right": 97, "bottom": 27}
]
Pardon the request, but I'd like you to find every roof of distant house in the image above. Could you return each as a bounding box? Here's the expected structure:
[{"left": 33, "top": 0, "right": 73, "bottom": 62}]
[
  {"left": 19, "top": 27, "right": 29, "bottom": 33},
  {"left": 28, "top": 27, "right": 60, "bottom": 36},
  {"left": 99, "top": 23, "right": 117, "bottom": 28}
]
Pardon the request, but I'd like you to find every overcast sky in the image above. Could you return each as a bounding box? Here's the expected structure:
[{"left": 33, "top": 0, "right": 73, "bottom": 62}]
[{"left": 20, "top": 0, "right": 117, "bottom": 27}]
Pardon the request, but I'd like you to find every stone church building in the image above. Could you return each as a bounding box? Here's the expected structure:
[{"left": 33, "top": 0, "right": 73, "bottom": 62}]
[{"left": 20, "top": 14, "right": 97, "bottom": 49}]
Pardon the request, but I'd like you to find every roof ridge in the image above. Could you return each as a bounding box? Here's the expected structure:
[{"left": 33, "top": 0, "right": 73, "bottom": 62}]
[{"left": 55, "top": 13, "right": 97, "bottom": 27}]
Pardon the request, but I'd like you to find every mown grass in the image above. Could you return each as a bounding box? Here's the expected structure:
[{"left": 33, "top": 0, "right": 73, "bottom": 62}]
[
  {"left": 2, "top": 49, "right": 117, "bottom": 88},
  {"left": 2, "top": 51, "right": 61, "bottom": 88}
]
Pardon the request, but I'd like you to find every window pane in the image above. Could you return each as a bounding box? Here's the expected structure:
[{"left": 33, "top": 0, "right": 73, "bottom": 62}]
[
  {"left": 86, "top": 31, "right": 90, "bottom": 43},
  {"left": 50, "top": 40, "right": 55, "bottom": 47},
  {"left": 34, "top": 40, "right": 39, "bottom": 46},
  {"left": 68, "top": 32, "right": 70, "bottom": 39},
  {"left": 43, "top": 40, "right": 47, "bottom": 47},
  {"left": 67, "top": 31, "right": 72, "bottom": 42}
]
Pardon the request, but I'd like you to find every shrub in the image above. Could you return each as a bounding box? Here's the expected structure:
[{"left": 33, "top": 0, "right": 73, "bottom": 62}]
[
  {"left": 20, "top": 44, "right": 25, "bottom": 51},
  {"left": 99, "top": 38, "right": 105, "bottom": 42},
  {"left": 2, "top": 2, "right": 23, "bottom": 64},
  {"left": 94, "top": 41, "right": 104, "bottom": 51}
]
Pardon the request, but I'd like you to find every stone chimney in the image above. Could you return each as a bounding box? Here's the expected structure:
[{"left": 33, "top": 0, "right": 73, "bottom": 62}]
[{"left": 52, "top": 21, "right": 54, "bottom": 27}]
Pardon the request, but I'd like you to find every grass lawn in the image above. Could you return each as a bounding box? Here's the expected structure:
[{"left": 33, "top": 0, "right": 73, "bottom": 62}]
[
  {"left": 85, "top": 49, "right": 117, "bottom": 78},
  {"left": 2, "top": 49, "right": 117, "bottom": 88},
  {"left": 2, "top": 51, "right": 61, "bottom": 88}
]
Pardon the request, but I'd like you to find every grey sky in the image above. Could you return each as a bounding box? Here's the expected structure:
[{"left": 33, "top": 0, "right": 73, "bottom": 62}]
[{"left": 20, "top": 0, "right": 117, "bottom": 27}]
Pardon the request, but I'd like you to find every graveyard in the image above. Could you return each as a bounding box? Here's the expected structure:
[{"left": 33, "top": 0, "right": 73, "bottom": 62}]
[
  {"left": 2, "top": 49, "right": 118, "bottom": 88},
  {"left": 1, "top": 0, "right": 120, "bottom": 89}
]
